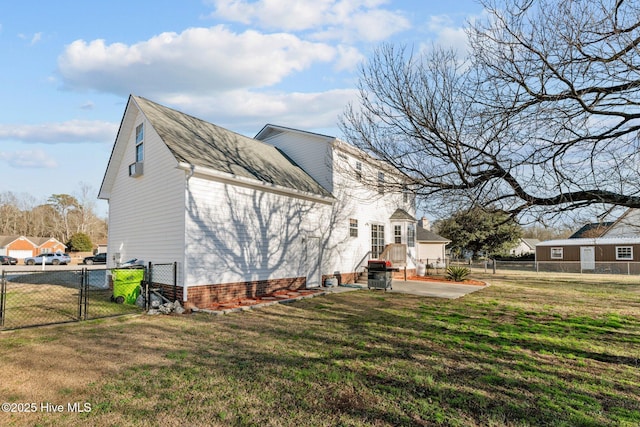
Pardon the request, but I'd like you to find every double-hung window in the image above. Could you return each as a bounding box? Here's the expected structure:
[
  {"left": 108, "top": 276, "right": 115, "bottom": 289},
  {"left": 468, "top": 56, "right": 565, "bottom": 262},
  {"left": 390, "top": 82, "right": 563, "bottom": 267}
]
[
  {"left": 394, "top": 225, "right": 402, "bottom": 244},
  {"left": 349, "top": 219, "right": 358, "bottom": 238},
  {"left": 135, "top": 123, "right": 144, "bottom": 162}
]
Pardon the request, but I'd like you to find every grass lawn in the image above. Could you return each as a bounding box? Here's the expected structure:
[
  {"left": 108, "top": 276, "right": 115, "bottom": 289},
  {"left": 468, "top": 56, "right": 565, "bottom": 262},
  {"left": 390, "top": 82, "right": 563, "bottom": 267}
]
[{"left": 0, "top": 272, "right": 639, "bottom": 426}]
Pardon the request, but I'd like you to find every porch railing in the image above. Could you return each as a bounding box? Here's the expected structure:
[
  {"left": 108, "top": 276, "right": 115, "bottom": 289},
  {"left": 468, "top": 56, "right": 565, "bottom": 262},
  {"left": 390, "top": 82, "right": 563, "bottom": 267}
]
[{"left": 379, "top": 244, "right": 407, "bottom": 266}]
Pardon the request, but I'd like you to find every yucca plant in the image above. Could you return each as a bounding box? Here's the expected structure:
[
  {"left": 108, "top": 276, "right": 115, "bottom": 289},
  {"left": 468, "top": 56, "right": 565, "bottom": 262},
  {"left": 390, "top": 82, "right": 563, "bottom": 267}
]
[{"left": 446, "top": 266, "right": 471, "bottom": 282}]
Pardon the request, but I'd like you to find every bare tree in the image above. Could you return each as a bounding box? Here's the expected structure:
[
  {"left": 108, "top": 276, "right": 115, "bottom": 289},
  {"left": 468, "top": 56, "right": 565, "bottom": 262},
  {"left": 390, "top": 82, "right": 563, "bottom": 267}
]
[{"left": 340, "top": 0, "right": 640, "bottom": 222}]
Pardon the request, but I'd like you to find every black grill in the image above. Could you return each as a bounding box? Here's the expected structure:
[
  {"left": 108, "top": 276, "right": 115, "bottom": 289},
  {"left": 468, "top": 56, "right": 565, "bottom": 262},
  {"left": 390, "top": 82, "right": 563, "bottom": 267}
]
[{"left": 367, "top": 260, "right": 397, "bottom": 290}]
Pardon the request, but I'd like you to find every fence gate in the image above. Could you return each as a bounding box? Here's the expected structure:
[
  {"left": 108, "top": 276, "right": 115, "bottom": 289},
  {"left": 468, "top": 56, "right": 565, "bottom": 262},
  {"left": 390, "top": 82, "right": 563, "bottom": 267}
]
[{"left": 0, "top": 268, "right": 142, "bottom": 331}]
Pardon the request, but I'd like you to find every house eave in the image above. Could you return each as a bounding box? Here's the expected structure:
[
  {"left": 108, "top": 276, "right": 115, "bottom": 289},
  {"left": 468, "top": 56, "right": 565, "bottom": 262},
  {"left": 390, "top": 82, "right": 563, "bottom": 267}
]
[{"left": 177, "top": 162, "right": 335, "bottom": 205}]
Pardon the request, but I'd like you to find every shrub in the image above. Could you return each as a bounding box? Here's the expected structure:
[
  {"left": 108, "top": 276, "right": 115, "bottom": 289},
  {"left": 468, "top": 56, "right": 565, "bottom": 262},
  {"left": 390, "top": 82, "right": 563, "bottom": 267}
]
[
  {"left": 446, "top": 266, "right": 471, "bottom": 282},
  {"left": 67, "top": 232, "right": 93, "bottom": 252}
]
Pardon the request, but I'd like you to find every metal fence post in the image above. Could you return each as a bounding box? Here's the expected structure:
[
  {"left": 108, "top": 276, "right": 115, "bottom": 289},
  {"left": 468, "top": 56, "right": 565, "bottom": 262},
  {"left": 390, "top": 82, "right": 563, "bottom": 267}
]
[
  {"left": 81, "top": 268, "right": 89, "bottom": 320},
  {"left": 173, "top": 261, "right": 178, "bottom": 302},
  {"left": 78, "top": 268, "right": 84, "bottom": 321},
  {"left": 146, "top": 262, "right": 152, "bottom": 311},
  {"left": 0, "top": 270, "right": 5, "bottom": 327}
]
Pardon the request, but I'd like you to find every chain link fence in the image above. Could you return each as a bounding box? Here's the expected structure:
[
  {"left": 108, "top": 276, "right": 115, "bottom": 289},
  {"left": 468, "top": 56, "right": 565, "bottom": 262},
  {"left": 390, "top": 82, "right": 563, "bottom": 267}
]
[
  {"left": 447, "top": 258, "right": 640, "bottom": 275},
  {"left": 0, "top": 263, "right": 177, "bottom": 330},
  {"left": 147, "top": 262, "right": 180, "bottom": 304}
]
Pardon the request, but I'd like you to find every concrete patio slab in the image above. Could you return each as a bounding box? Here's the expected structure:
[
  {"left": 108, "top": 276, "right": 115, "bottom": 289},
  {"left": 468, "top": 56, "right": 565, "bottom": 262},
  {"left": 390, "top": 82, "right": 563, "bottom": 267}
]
[{"left": 386, "top": 279, "right": 488, "bottom": 299}]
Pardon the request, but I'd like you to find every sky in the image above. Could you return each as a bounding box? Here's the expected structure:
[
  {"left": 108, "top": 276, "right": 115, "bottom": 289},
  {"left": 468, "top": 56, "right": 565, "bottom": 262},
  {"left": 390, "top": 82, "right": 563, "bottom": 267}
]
[{"left": 0, "top": 0, "right": 484, "bottom": 217}]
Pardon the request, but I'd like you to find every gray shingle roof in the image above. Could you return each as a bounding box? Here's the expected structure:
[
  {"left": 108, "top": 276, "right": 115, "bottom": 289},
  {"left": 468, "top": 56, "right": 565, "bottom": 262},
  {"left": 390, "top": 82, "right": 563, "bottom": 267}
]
[
  {"left": 416, "top": 227, "right": 450, "bottom": 243},
  {"left": 389, "top": 208, "right": 416, "bottom": 221},
  {"left": 133, "top": 96, "right": 332, "bottom": 199}
]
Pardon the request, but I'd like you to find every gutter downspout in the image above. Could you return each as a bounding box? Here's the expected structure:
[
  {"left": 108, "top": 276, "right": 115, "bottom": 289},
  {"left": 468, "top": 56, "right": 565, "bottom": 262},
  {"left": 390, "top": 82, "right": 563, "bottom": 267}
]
[{"left": 183, "top": 164, "right": 195, "bottom": 304}]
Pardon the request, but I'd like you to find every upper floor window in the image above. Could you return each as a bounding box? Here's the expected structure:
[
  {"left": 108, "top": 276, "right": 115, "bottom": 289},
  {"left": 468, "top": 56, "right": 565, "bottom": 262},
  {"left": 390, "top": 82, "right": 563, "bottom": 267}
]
[
  {"left": 349, "top": 218, "right": 358, "bottom": 238},
  {"left": 377, "top": 172, "right": 385, "bottom": 194},
  {"left": 136, "top": 123, "right": 144, "bottom": 144},
  {"left": 135, "top": 124, "right": 144, "bottom": 162}
]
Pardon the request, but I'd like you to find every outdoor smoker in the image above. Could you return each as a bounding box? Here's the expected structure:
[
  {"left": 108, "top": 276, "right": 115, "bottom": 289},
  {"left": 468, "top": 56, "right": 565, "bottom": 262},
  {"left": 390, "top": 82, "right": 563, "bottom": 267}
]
[{"left": 367, "top": 260, "right": 399, "bottom": 290}]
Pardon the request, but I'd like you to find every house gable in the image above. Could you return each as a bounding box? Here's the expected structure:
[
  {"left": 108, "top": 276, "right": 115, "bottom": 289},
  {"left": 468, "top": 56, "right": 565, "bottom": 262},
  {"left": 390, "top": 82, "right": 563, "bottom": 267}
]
[
  {"left": 134, "top": 97, "right": 332, "bottom": 200},
  {"left": 255, "top": 124, "right": 336, "bottom": 193},
  {"left": 602, "top": 208, "right": 640, "bottom": 238},
  {"left": 100, "top": 96, "right": 332, "bottom": 203}
]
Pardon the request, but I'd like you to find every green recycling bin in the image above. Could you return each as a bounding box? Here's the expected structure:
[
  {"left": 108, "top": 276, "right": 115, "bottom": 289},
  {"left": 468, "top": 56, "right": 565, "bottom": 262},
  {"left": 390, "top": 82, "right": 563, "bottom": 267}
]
[{"left": 112, "top": 268, "right": 144, "bottom": 304}]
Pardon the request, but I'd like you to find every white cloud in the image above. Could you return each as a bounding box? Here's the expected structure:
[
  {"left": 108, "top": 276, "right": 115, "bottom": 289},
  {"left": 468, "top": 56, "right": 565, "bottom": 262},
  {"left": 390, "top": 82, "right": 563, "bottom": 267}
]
[
  {"left": 208, "top": 0, "right": 410, "bottom": 42},
  {"left": 420, "top": 14, "right": 471, "bottom": 56},
  {"left": 57, "top": 26, "right": 336, "bottom": 96},
  {"left": 18, "top": 32, "right": 43, "bottom": 45},
  {"left": 0, "top": 120, "right": 117, "bottom": 144},
  {"left": 160, "top": 87, "right": 358, "bottom": 134},
  {"left": 334, "top": 44, "right": 365, "bottom": 71},
  {"left": 0, "top": 149, "right": 58, "bottom": 169}
]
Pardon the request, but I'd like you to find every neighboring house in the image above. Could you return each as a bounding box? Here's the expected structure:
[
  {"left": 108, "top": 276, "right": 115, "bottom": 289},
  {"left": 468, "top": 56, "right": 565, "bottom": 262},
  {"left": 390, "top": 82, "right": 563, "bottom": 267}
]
[
  {"left": 510, "top": 238, "right": 540, "bottom": 256},
  {"left": 415, "top": 226, "right": 449, "bottom": 265},
  {"left": 32, "top": 237, "right": 67, "bottom": 255},
  {"left": 536, "top": 237, "right": 640, "bottom": 273},
  {"left": 567, "top": 209, "right": 640, "bottom": 240},
  {"left": 0, "top": 235, "right": 37, "bottom": 259},
  {"left": 96, "top": 242, "right": 108, "bottom": 254},
  {"left": 569, "top": 222, "right": 614, "bottom": 238},
  {"left": 99, "top": 96, "right": 416, "bottom": 308},
  {"left": 0, "top": 235, "right": 67, "bottom": 260},
  {"left": 601, "top": 209, "right": 640, "bottom": 238}
]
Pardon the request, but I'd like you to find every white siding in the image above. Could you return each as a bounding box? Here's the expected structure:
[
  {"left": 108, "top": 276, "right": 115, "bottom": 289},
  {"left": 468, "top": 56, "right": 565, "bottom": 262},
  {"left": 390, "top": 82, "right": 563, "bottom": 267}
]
[
  {"left": 321, "top": 147, "right": 418, "bottom": 275},
  {"left": 184, "top": 177, "right": 331, "bottom": 287},
  {"left": 259, "top": 129, "right": 418, "bottom": 277},
  {"left": 417, "top": 243, "right": 447, "bottom": 262},
  {"left": 106, "top": 109, "right": 186, "bottom": 281},
  {"left": 604, "top": 209, "right": 640, "bottom": 237},
  {"left": 259, "top": 131, "right": 334, "bottom": 193}
]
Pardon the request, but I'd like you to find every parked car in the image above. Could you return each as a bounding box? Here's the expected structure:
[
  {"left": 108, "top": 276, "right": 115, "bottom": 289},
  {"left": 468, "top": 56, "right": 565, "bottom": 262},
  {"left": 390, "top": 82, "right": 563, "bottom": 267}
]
[
  {"left": 0, "top": 255, "right": 18, "bottom": 265},
  {"left": 24, "top": 253, "right": 71, "bottom": 265},
  {"left": 82, "top": 252, "right": 107, "bottom": 265}
]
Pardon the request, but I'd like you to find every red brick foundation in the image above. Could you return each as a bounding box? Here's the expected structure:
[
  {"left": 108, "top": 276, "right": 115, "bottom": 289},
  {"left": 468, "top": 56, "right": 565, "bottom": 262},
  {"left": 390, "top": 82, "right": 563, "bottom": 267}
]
[
  {"left": 184, "top": 276, "right": 306, "bottom": 309},
  {"left": 321, "top": 272, "right": 358, "bottom": 286}
]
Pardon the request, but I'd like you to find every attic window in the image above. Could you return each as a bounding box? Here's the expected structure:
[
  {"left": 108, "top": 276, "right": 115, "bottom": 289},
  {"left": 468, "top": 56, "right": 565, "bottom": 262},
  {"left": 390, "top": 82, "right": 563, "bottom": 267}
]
[
  {"left": 355, "top": 162, "right": 362, "bottom": 181},
  {"left": 135, "top": 124, "right": 144, "bottom": 162},
  {"left": 377, "top": 172, "right": 385, "bottom": 194}
]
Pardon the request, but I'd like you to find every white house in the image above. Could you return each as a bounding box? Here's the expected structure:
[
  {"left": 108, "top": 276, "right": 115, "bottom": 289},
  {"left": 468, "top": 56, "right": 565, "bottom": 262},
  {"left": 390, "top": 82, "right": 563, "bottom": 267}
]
[
  {"left": 601, "top": 209, "right": 640, "bottom": 238},
  {"left": 415, "top": 227, "right": 449, "bottom": 265},
  {"left": 99, "top": 96, "right": 416, "bottom": 308},
  {"left": 510, "top": 238, "right": 540, "bottom": 256}
]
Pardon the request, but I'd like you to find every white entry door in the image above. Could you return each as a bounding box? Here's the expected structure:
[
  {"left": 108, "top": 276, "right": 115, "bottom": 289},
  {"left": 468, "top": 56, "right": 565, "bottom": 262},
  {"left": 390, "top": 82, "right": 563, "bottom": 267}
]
[
  {"left": 580, "top": 246, "right": 595, "bottom": 271},
  {"left": 305, "top": 237, "right": 321, "bottom": 288}
]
